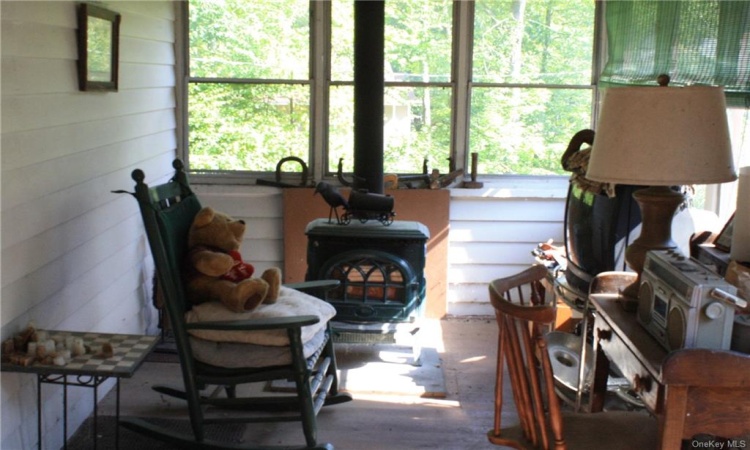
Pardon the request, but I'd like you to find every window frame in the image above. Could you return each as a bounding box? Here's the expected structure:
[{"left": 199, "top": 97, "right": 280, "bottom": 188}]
[
  {"left": 177, "top": 0, "right": 317, "bottom": 184},
  {"left": 177, "top": 0, "right": 607, "bottom": 185},
  {"left": 176, "top": 1, "right": 744, "bottom": 221}
]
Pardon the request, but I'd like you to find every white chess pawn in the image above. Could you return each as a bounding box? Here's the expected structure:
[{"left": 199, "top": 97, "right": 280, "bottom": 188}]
[{"left": 71, "top": 338, "right": 86, "bottom": 357}]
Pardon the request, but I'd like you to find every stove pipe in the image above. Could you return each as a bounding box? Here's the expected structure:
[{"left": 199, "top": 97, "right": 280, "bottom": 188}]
[{"left": 353, "top": 0, "right": 385, "bottom": 195}]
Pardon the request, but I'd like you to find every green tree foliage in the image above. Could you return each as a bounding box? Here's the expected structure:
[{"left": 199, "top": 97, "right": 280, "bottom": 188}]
[
  {"left": 329, "top": 0, "right": 454, "bottom": 175},
  {"left": 471, "top": 0, "right": 595, "bottom": 175},
  {"left": 383, "top": 1, "right": 453, "bottom": 174},
  {"left": 188, "top": 83, "right": 309, "bottom": 171},
  {"left": 188, "top": 0, "right": 595, "bottom": 176},
  {"left": 189, "top": 0, "right": 310, "bottom": 171}
]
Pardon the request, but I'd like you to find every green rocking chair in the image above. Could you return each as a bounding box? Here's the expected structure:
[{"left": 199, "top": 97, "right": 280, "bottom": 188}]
[{"left": 117, "top": 159, "right": 352, "bottom": 449}]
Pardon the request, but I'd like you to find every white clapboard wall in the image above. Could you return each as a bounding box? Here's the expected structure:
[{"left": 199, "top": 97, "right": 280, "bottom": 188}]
[
  {"left": 192, "top": 180, "right": 569, "bottom": 318},
  {"left": 448, "top": 193, "right": 566, "bottom": 315},
  {"left": 1, "top": 2, "right": 178, "bottom": 449}
]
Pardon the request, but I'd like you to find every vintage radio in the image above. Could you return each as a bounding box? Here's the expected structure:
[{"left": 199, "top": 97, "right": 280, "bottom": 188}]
[{"left": 637, "top": 249, "right": 745, "bottom": 351}]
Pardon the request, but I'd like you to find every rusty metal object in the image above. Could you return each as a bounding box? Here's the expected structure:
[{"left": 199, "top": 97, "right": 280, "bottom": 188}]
[
  {"left": 256, "top": 156, "right": 310, "bottom": 188},
  {"left": 342, "top": 189, "right": 395, "bottom": 226},
  {"left": 336, "top": 157, "right": 368, "bottom": 187},
  {"left": 462, "top": 152, "right": 483, "bottom": 188},
  {"left": 431, "top": 169, "right": 465, "bottom": 189}
]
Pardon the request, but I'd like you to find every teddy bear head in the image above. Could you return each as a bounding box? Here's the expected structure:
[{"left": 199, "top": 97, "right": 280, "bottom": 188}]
[{"left": 187, "top": 207, "right": 245, "bottom": 252}]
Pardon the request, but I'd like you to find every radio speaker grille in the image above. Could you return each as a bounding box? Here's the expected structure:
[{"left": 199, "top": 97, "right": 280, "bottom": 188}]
[{"left": 667, "top": 307, "right": 686, "bottom": 350}]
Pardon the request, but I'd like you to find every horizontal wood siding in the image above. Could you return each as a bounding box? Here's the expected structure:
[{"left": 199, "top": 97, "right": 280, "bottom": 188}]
[
  {"left": 0, "top": 2, "right": 176, "bottom": 449},
  {"left": 187, "top": 185, "right": 568, "bottom": 318},
  {"left": 448, "top": 195, "right": 566, "bottom": 316},
  {"left": 192, "top": 185, "right": 285, "bottom": 274},
  {"left": 181, "top": 185, "right": 713, "bottom": 319}
]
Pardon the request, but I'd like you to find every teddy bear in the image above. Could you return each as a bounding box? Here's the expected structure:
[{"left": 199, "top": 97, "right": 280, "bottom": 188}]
[{"left": 184, "top": 206, "right": 281, "bottom": 313}]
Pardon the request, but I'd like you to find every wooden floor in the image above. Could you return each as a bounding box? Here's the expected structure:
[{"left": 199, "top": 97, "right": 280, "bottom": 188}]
[{"left": 95, "top": 317, "right": 663, "bottom": 449}]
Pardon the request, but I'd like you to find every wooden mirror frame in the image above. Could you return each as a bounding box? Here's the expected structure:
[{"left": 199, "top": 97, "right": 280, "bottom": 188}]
[{"left": 77, "top": 3, "right": 121, "bottom": 92}]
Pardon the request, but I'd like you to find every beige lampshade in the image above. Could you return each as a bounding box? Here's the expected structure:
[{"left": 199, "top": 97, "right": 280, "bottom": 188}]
[{"left": 586, "top": 86, "right": 736, "bottom": 185}]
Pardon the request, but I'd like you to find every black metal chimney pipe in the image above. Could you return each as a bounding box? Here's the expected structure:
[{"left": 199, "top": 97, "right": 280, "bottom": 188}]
[{"left": 353, "top": 0, "right": 385, "bottom": 194}]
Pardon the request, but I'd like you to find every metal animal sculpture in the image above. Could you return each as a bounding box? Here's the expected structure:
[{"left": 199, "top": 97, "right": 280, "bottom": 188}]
[{"left": 314, "top": 182, "right": 350, "bottom": 224}]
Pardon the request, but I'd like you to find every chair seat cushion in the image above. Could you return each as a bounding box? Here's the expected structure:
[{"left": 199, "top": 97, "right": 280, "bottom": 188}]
[
  {"left": 189, "top": 327, "right": 329, "bottom": 368},
  {"left": 184, "top": 286, "right": 336, "bottom": 346}
]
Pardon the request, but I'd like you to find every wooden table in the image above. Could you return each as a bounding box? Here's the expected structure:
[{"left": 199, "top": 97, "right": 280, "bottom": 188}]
[
  {"left": 590, "top": 292, "right": 750, "bottom": 448},
  {"left": 1, "top": 330, "right": 158, "bottom": 450},
  {"left": 589, "top": 293, "right": 668, "bottom": 413}
]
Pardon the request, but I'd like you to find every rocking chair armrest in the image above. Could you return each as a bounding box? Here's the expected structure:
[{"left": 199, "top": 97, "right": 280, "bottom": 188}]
[
  {"left": 283, "top": 279, "right": 340, "bottom": 293},
  {"left": 185, "top": 314, "right": 321, "bottom": 332}
]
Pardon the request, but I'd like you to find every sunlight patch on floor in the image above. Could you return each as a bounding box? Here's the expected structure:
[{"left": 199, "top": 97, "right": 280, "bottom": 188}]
[
  {"left": 335, "top": 318, "right": 447, "bottom": 398},
  {"left": 460, "top": 355, "right": 488, "bottom": 363},
  {"left": 348, "top": 392, "right": 461, "bottom": 408}
]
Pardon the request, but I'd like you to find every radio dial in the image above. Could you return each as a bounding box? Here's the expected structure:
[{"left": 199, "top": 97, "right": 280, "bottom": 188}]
[{"left": 704, "top": 302, "right": 725, "bottom": 320}]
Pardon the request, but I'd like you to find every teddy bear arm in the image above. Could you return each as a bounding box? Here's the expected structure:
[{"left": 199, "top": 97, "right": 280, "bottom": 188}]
[{"left": 191, "top": 250, "right": 235, "bottom": 277}]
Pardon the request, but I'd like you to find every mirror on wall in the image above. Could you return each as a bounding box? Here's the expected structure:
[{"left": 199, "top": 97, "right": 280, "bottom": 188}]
[{"left": 76, "top": 3, "right": 121, "bottom": 91}]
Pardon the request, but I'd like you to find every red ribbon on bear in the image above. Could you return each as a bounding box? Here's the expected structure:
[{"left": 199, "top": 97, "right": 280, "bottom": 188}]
[{"left": 220, "top": 250, "right": 255, "bottom": 282}]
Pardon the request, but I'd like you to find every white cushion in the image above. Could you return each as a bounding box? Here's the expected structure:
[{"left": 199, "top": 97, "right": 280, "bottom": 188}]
[
  {"left": 189, "top": 328, "right": 329, "bottom": 368},
  {"left": 184, "top": 286, "right": 336, "bottom": 346}
]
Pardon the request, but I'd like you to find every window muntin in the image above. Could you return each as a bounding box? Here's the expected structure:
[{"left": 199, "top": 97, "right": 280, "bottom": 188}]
[{"left": 182, "top": 1, "right": 746, "bottom": 223}]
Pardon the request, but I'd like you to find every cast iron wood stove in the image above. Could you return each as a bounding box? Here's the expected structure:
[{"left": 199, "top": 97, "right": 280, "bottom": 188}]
[{"left": 305, "top": 219, "right": 429, "bottom": 336}]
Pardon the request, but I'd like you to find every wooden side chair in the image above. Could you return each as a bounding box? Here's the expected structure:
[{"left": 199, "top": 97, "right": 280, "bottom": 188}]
[
  {"left": 116, "top": 159, "right": 352, "bottom": 449},
  {"left": 487, "top": 265, "right": 657, "bottom": 449}
]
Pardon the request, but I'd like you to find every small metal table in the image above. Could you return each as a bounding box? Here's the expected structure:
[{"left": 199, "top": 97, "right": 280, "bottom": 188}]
[{"left": 1, "top": 330, "right": 158, "bottom": 450}]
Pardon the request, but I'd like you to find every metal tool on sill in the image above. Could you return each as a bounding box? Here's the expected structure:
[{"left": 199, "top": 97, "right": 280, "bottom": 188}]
[{"left": 256, "top": 156, "right": 312, "bottom": 188}]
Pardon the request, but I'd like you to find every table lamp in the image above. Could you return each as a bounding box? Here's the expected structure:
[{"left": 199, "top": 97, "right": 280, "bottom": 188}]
[{"left": 586, "top": 77, "right": 736, "bottom": 299}]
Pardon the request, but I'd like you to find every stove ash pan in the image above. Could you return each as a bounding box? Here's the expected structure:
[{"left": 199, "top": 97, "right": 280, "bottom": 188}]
[{"left": 304, "top": 219, "right": 429, "bottom": 323}]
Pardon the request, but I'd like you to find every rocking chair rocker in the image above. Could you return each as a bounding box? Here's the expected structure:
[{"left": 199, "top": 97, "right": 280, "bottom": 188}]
[{"left": 117, "top": 159, "right": 352, "bottom": 449}]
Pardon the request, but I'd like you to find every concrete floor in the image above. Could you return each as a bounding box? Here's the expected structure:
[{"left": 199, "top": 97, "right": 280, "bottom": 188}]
[{"left": 92, "top": 317, "right": 657, "bottom": 450}]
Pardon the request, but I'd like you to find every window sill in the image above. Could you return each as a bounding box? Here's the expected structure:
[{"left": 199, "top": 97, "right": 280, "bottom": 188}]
[
  {"left": 191, "top": 173, "right": 572, "bottom": 200},
  {"left": 448, "top": 176, "right": 570, "bottom": 200}
]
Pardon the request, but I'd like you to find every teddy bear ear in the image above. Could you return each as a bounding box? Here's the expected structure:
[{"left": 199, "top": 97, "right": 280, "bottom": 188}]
[{"left": 193, "top": 207, "right": 216, "bottom": 228}]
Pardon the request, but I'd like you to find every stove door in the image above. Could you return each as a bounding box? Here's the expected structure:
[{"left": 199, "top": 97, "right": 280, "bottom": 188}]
[{"left": 319, "top": 250, "right": 423, "bottom": 322}]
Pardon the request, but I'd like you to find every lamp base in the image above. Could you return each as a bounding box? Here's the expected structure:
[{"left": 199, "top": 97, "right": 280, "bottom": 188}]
[{"left": 622, "top": 186, "right": 685, "bottom": 300}]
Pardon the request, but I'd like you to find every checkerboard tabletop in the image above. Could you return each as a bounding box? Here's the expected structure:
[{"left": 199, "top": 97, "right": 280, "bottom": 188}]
[{"left": 2, "top": 330, "right": 159, "bottom": 378}]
